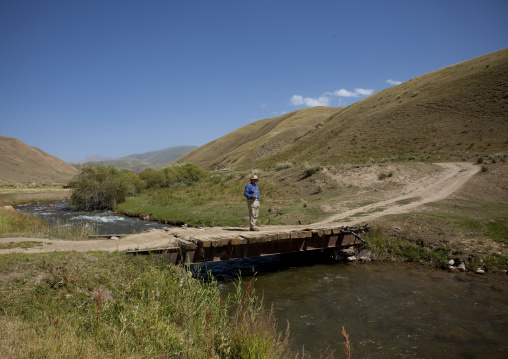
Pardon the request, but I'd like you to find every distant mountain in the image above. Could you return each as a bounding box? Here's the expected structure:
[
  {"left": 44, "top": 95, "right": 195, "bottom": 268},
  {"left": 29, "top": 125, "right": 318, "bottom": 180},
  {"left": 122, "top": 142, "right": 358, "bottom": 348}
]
[
  {"left": 123, "top": 146, "right": 198, "bottom": 165},
  {"left": 178, "top": 48, "right": 508, "bottom": 169},
  {"left": 0, "top": 135, "right": 79, "bottom": 184},
  {"left": 71, "top": 146, "right": 198, "bottom": 171},
  {"left": 70, "top": 154, "right": 116, "bottom": 164}
]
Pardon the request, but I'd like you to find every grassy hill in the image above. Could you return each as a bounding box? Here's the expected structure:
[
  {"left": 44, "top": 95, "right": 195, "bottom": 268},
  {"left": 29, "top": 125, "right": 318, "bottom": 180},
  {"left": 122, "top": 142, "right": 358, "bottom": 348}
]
[
  {"left": 179, "top": 48, "right": 508, "bottom": 170},
  {"left": 0, "top": 136, "right": 79, "bottom": 185},
  {"left": 178, "top": 106, "right": 343, "bottom": 169}
]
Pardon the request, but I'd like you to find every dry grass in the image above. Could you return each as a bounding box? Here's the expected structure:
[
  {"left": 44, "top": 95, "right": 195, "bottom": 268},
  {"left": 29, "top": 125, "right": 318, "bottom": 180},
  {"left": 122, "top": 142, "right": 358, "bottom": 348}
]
[
  {"left": 0, "top": 135, "right": 78, "bottom": 184},
  {"left": 0, "top": 187, "right": 71, "bottom": 206}
]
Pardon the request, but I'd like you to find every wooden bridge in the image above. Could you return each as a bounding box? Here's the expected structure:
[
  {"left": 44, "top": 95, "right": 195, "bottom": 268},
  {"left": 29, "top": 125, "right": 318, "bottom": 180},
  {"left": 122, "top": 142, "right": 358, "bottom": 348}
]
[{"left": 126, "top": 225, "right": 370, "bottom": 265}]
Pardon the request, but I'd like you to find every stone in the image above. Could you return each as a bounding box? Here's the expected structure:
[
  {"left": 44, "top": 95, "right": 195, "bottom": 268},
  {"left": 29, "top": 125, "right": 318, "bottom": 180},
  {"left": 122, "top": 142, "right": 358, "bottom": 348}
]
[
  {"left": 458, "top": 263, "right": 467, "bottom": 272},
  {"left": 1, "top": 205, "right": 15, "bottom": 211},
  {"left": 475, "top": 268, "right": 485, "bottom": 274},
  {"left": 347, "top": 256, "right": 357, "bottom": 262},
  {"left": 340, "top": 248, "right": 356, "bottom": 256},
  {"left": 111, "top": 236, "right": 119, "bottom": 240},
  {"left": 447, "top": 259, "right": 455, "bottom": 266}
]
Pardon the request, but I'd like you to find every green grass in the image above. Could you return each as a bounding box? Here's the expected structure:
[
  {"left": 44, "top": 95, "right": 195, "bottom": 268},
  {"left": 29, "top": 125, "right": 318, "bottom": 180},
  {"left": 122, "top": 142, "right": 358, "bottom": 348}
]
[
  {"left": 395, "top": 197, "right": 421, "bottom": 205},
  {"left": 0, "top": 208, "right": 97, "bottom": 240},
  {"left": 0, "top": 252, "right": 293, "bottom": 358},
  {"left": 115, "top": 173, "right": 331, "bottom": 227},
  {"left": 0, "top": 241, "right": 44, "bottom": 249}
]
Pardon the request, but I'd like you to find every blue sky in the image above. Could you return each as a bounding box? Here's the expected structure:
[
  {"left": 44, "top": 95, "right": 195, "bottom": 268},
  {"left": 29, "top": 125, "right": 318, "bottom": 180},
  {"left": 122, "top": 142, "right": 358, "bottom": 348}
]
[{"left": 1, "top": 0, "right": 507, "bottom": 162}]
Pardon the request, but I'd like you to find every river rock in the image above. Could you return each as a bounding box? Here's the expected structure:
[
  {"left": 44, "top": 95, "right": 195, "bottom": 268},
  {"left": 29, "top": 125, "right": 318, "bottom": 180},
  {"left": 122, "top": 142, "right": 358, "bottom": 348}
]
[
  {"left": 111, "top": 236, "right": 119, "bottom": 240},
  {"left": 1, "top": 205, "right": 15, "bottom": 211},
  {"left": 475, "top": 268, "right": 485, "bottom": 274},
  {"left": 358, "top": 249, "right": 372, "bottom": 262},
  {"left": 447, "top": 259, "right": 455, "bottom": 266},
  {"left": 347, "top": 256, "right": 356, "bottom": 262},
  {"left": 458, "top": 263, "right": 467, "bottom": 272},
  {"left": 340, "top": 248, "right": 356, "bottom": 256},
  {"left": 448, "top": 266, "right": 458, "bottom": 272}
]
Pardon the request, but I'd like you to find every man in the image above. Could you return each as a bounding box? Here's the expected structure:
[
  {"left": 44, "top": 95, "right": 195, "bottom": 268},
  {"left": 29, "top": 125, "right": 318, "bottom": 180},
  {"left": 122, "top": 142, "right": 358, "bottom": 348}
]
[{"left": 244, "top": 174, "right": 260, "bottom": 231}]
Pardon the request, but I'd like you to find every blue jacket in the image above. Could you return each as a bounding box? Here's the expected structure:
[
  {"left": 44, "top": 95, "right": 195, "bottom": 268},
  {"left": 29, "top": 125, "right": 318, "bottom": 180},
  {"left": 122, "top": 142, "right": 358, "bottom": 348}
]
[{"left": 244, "top": 182, "right": 260, "bottom": 200}]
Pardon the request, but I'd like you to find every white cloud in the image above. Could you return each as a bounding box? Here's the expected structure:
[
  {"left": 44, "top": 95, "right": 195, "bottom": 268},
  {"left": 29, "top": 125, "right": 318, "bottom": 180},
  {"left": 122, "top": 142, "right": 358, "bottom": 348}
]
[
  {"left": 333, "top": 89, "right": 356, "bottom": 97},
  {"left": 290, "top": 94, "right": 330, "bottom": 107},
  {"left": 334, "top": 88, "right": 373, "bottom": 97},
  {"left": 386, "top": 79, "right": 402, "bottom": 86},
  {"left": 291, "top": 87, "right": 374, "bottom": 108},
  {"left": 354, "top": 88, "right": 374, "bottom": 96}
]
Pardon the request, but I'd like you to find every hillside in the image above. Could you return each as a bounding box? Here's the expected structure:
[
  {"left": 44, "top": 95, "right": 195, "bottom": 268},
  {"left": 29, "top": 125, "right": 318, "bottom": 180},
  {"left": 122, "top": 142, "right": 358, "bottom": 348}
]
[
  {"left": 0, "top": 136, "right": 79, "bottom": 184},
  {"left": 178, "top": 106, "right": 343, "bottom": 169},
  {"left": 179, "top": 48, "right": 508, "bottom": 170}
]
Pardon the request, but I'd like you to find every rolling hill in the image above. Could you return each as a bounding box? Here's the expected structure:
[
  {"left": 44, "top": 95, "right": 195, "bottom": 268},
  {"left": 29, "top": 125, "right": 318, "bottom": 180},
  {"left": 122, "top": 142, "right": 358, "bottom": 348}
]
[
  {"left": 179, "top": 48, "right": 508, "bottom": 170},
  {"left": 0, "top": 136, "right": 79, "bottom": 184}
]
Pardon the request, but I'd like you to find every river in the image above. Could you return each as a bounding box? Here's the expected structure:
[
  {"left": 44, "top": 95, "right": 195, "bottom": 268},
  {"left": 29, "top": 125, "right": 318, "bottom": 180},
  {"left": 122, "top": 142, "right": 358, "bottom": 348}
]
[
  {"left": 16, "top": 203, "right": 508, "bottom": 358},
  {"left": 15, "top": 201, "right": 169, "bottom": 234}
]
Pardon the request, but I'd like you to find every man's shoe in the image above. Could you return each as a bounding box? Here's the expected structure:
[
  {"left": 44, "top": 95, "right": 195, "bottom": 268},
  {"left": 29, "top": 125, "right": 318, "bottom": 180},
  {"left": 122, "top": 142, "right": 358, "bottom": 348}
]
[{"left": 250, "top": 227, "right": 260, "bottom": 231}]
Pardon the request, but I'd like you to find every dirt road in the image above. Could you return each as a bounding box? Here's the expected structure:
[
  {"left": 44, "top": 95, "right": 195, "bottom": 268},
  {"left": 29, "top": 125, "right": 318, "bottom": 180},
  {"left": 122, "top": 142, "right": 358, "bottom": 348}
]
[
  {"left": 315, "top": 162, "right": 479, "bottom": 225},
  {"left": 0, "top": 163, "right": 479, "bottom": 254}
]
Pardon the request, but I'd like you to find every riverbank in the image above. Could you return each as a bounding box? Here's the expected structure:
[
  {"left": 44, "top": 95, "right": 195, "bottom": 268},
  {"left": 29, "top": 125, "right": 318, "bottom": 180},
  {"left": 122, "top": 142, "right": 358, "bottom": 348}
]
[{"left": 0, "top": 251, "right": 294, "bottom": 358}]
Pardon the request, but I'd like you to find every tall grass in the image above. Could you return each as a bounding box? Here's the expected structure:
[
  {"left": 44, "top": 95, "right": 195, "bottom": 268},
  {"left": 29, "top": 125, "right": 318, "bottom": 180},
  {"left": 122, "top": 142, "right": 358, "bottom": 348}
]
[
  {"left": 0, "top": 253, "right": 293, "bottom": 358},
  {"left": 0, "top": 208, "right": 97, "bottom": 240}
]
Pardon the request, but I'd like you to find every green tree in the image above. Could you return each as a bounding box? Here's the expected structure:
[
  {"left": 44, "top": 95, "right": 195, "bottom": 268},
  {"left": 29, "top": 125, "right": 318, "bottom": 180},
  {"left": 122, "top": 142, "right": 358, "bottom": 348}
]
[{"left": 68, "top": 164, "right": 135, "bottom": 210}]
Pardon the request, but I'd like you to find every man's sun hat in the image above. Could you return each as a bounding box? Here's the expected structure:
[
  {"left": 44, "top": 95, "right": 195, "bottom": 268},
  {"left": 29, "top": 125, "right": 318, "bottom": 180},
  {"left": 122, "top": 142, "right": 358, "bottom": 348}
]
[{"left": 251, "top": 175, "right": 259, "bottom": 180}]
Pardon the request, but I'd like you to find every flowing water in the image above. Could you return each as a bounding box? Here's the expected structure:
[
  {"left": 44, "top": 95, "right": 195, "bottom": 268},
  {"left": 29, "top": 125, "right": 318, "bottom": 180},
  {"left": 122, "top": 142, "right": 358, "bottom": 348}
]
[
  {"left": 15, "top": 202, "right": 169, "bottom": 234},
  {"left": 16, "top": 203, "right": 508, "bottom": 357},
  {"left": 214, "top": 256, "right": 508, "bottom": 358}
]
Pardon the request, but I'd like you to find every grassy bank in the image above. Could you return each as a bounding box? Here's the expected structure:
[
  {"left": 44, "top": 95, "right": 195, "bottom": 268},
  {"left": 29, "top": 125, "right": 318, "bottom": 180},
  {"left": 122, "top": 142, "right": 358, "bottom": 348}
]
[
  {"left": 115, "top": 170, "right": 329, "bottom": 227},
  {"left": 0, "top": 252, "right": 293, "bottom": 358},
  {"left": 364, "top": 197, "right": 508, "bottom": 273},
  {"left": 0, "top": 208, "right": 97, "bottom": 241}
]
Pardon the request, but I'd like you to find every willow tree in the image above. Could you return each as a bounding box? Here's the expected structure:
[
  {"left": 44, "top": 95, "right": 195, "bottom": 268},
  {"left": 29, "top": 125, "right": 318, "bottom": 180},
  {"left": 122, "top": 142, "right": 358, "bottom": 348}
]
[{"left": 68, "top": 164, "right": 137, "bottom": 210}]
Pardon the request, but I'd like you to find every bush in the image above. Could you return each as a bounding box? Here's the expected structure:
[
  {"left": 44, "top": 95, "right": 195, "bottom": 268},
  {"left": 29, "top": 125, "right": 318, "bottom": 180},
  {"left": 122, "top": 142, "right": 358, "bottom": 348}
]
[
  {"left": 68, "top": 164, "right": 135, "bottom": 210},
  {"left": 302, "top": 162, "right": 322, "bottom": 178},
  {"left": 274, "top": 162, "right": 293, "bottom": 171},
  {"left": 139, "top": 163, "right": 208, "bottom": 189}
]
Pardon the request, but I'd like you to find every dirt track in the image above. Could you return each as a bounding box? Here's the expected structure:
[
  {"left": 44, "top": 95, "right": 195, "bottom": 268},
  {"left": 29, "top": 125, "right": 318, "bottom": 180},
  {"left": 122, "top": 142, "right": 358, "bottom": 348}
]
[{"left": 0, "top": 163, "right": 479, "bottom": 254}]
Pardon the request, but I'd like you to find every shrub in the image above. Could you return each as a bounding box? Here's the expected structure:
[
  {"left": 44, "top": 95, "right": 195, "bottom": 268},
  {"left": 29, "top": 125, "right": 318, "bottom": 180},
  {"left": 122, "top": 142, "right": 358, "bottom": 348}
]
[
  {"left": 275, "top": 162, "right": 293, "bottom": 171},
  {"left": 139, "top": 163, "right": 208, "bottom": 189},
  {"left": 68, "top": 164, "right": 135, "bottom": 210},
  {"left": 378, "top": 172, "right": 393, "bottom": 180},
  {"left": 302, "top": 162, "right": 322, "bottom": 178}
]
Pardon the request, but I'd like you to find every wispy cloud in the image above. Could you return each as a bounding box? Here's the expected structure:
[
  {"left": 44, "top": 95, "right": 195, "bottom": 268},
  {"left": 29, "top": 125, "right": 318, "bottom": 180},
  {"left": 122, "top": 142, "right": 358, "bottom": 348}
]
[
  {"left": 386, "top": 79, "right": 402, "bottom": 86},
  {"left": 291, "top": 95, "right": 330, "bottom": 107},
  {"left": 291, "top": 87, "right": 374, "bottom": 107}
]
